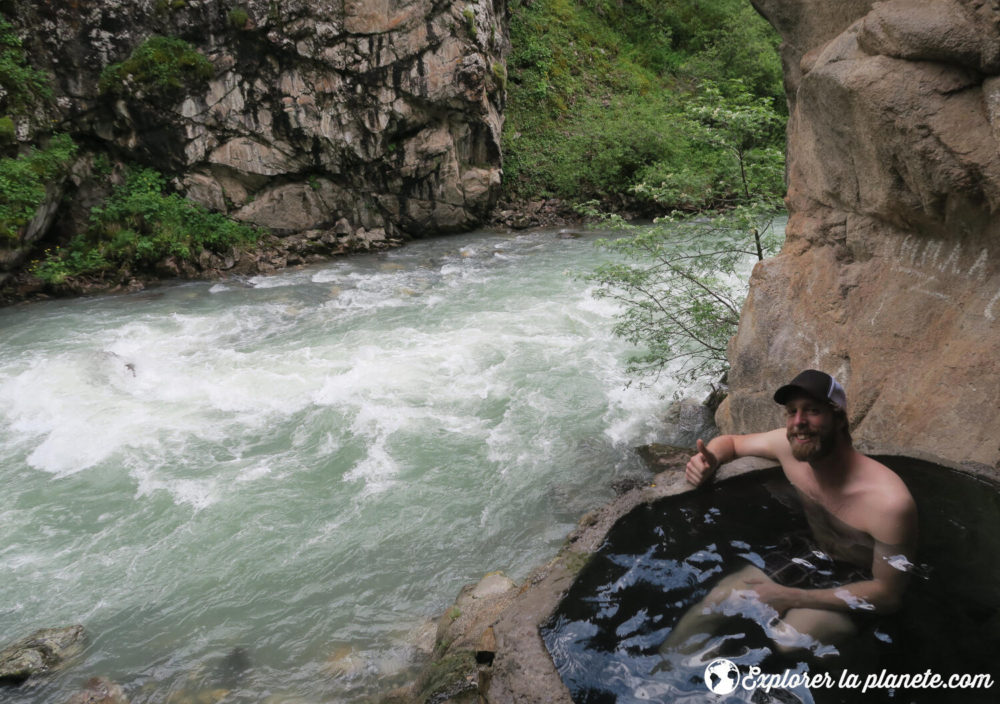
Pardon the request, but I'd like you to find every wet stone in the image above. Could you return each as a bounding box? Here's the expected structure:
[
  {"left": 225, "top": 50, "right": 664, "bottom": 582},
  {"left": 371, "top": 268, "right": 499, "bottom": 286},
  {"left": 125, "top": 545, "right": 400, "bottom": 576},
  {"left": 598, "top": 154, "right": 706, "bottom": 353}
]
[
  {"left": 634, "top": 443, "right": 691, "bottom": 472},
  {"left": 0, "top": 624, "right": 85, "bottom": 685}
]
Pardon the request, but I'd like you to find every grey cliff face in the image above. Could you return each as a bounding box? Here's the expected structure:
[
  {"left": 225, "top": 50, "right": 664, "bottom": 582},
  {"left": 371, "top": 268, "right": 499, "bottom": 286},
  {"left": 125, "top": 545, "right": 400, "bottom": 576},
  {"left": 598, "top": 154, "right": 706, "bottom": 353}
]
[
  {"left": 727, "top": 0, "right": 1000, "bottom": 468},
  {"left": 13, "top": 0, "right": 506, "bottom": 243}
]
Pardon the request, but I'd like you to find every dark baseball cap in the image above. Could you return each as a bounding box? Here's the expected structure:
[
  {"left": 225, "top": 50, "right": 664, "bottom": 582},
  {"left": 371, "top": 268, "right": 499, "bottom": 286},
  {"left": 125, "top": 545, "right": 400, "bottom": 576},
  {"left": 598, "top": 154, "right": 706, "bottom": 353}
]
[{"left": 773, "top": 369, "right": 847, "bottom": 411}]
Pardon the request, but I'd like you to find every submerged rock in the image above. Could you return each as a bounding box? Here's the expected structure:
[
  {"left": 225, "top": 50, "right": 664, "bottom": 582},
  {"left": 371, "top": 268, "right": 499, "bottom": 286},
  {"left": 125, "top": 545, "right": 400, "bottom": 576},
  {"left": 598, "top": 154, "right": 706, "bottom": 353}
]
[
  {"left": 215, "top": 647, "right": 251, "bottom": 690},
  {"left": 435, "top": 571, "right": 518, "bottom": 655},
  {"left": 66, "top": 677, "right": 129, "bottom": 704},
  {"left": 323, "top": 645, "right": 366, "bottom": 680},
  {"left": 0, "top": 625, "right": 85, "bottom": 685}
]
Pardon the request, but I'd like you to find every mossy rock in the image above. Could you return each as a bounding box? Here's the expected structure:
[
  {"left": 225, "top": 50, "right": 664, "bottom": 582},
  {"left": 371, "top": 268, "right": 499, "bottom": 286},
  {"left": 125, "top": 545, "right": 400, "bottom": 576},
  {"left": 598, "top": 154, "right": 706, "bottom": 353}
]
[
  {"left": 561, "top": 548, "right": 592, "bottom": 577},
  {"left": 0, "top": 625, "right": 85, "bottom": 684},
  {"left": 98, "top": 35, "right": 213, "bottom": 100},
  {"left": 414, "top": 650, "right": 478, "bottom": 703},
  {"left": 0, "top": 115, "right": 14, "bottom": 143},
  {"left": 227, "top": 8, "right": 249, "bottom": 29}
]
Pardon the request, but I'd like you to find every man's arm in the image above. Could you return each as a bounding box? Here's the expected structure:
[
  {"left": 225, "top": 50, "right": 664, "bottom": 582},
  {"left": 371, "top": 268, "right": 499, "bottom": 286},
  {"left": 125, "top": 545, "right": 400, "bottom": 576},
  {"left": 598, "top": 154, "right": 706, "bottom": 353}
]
[
  {"left": 685, "top": 428, "right": 787, "bottom": 486},
  {"left": 747, "top": 492, "right": 918, "bottom": 616}
]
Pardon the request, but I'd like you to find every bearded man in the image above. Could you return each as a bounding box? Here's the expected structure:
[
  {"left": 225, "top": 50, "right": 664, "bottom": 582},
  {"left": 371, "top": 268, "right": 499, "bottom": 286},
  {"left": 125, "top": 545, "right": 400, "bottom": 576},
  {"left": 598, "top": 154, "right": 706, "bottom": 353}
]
[{"left": 662, "top": 370, "right": 918, "bottom": 658}]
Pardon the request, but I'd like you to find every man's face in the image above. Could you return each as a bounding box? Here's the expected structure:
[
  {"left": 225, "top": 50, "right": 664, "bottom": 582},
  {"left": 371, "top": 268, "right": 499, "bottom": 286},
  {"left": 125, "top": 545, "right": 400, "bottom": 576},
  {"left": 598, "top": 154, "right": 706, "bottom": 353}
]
[{"left": 784, "top": 395, "right": 839, "bottom": 462}]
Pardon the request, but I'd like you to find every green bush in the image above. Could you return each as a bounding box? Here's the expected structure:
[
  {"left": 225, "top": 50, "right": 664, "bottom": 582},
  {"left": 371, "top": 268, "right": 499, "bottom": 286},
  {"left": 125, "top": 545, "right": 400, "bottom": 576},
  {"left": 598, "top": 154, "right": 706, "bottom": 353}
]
[
  {"left": 0, "top": 133, "right": 77, "bottom": 241},
  {"left": 583, "top": 80, "right": 787, "bottom": 384},
  {"left": 491, "top": 62, "right": 507, "bottom": 91},
  {"left": 504, "top": 92, "right": 683, "bottom": 200},
  {"left": 155, "top": 0, "right": 188, "bottom": 12},
  {"left": 33, "top": 167, "right": 260, "bottom": 284},
  {"left": 631, "top": 80, "right": 786, "bottom": 209},
  {"left": 98, "top": 35, "right": 213, "bottom": 99}
]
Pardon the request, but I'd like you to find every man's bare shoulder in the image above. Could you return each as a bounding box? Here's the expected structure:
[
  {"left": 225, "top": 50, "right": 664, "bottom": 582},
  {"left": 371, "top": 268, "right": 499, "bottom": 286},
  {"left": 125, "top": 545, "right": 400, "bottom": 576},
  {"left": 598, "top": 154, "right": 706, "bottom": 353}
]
[
  {"left": 855, "top": 455, "right": 913, "bottom": 502},
  {"left": 853, "top": 455, "right": 917, "bottom": 543}
]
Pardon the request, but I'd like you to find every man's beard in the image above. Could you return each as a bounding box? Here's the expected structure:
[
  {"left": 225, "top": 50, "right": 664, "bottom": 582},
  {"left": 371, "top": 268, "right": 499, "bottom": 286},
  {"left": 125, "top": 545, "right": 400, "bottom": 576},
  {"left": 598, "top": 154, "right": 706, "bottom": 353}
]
[{"left": 789, "top": 424, "right": 837, "bottom": 462}]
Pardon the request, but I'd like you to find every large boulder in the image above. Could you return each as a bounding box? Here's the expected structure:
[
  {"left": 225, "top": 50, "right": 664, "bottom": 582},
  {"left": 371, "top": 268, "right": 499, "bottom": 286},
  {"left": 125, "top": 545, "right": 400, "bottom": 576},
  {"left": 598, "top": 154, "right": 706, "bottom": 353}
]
[{"left": 724, "top": 0, "right": 1000, "bottom": 469}]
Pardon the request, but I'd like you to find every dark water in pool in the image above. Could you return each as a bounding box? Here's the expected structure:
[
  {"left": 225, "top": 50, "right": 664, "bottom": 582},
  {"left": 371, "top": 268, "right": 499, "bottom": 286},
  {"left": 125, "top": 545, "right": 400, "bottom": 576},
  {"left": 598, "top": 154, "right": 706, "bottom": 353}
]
[{"left": 542, "top": 458, "right": 1000, "bottom": 703}]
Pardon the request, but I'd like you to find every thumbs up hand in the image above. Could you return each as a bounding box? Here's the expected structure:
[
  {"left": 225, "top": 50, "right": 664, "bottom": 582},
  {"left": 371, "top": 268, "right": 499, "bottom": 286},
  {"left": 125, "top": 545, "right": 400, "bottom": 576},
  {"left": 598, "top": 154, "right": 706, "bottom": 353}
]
[{"left": 685, "top": 438, "right": 719, "bottom": 486}]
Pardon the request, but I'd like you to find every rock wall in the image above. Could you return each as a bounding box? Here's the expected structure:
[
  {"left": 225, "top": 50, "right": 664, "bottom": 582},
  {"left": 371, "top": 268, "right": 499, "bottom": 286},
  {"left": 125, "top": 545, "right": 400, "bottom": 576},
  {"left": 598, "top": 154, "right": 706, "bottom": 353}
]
[
  {"left": 6, "top": 0, "right": 506, "bottom": 270},
  {"left": 721, "top": 0, "right": 1000, "bottom": 469}
]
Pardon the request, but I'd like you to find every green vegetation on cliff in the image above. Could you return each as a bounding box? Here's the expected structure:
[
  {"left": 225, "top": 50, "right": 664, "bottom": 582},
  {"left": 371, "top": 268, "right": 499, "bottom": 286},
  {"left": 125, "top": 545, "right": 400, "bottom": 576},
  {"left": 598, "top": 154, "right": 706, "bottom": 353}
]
[
  {"left": 0, "top": 14, "right": 78, "bottom": 243},
  {"left": 0, "top": 14, "right": 257, "bottom": 289},
  {"left": 33, "top": 168, "right": 260, "bottom": 285},
  {"left": 0, "top": 16, "right": 53, "bottom": 118},
  {"left": 0, "top": 134, "right": 77, "bottom": 241},
  {"left": 98, "top": 35, "right": 213, "bottom": 99},
  {"left": 503, "top": 0, "right": 784, "bottom": 211}
]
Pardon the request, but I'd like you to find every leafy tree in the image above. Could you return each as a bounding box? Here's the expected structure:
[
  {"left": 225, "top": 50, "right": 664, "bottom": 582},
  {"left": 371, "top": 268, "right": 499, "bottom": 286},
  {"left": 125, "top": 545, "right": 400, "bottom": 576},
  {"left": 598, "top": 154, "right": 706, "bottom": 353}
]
[
  {"left": 633, "top": 80, "right": 784, "bottom": 248},
  {"left": 676, "top": 5, "right": 784, "bottom": 107},
  {"left": 586, "top": 82, "right": 785, "bottom": 385}
]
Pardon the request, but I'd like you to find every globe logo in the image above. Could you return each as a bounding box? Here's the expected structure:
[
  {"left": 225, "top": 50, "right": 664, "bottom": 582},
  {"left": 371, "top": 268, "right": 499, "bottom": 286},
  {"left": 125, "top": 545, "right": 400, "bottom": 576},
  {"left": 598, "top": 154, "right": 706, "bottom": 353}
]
[{"left": 704, "top": 658, "right": 740, "bottom": 695}]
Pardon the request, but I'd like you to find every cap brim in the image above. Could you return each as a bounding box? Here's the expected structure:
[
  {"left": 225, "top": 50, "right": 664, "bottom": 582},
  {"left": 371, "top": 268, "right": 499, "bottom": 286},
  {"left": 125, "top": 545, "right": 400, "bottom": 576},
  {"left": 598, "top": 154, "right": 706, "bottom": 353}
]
[{"left": 773, "top": 383, "right": 823, "bottom": 405}]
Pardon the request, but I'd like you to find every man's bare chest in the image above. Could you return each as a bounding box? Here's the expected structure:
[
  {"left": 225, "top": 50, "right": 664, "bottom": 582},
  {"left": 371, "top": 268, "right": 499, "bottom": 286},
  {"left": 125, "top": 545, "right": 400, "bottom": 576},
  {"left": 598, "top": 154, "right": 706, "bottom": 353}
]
[{"left": 785, "top": 472, "right": 874, "bottom": 564}]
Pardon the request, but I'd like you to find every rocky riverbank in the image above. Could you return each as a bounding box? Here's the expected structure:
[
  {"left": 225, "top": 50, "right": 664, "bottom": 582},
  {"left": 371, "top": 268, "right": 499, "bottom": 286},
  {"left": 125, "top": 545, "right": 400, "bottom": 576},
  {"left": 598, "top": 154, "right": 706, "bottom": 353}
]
[
  {"left": 0, "top": 193, "right": 588, "bottom": 306},
  {"left": 0, "top": 224, "right": 403, "bottom": 305}
]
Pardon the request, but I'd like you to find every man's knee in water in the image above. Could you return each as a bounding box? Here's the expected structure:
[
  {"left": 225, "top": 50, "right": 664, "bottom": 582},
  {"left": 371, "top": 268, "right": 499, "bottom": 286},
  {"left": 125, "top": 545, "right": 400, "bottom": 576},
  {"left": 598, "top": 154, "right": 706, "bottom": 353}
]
[
  {"left": 703, "top": 565, "right": 771, "bottom": 608},
  {"left": 771, "top": 608, "right": 857, "bottom": 656}
]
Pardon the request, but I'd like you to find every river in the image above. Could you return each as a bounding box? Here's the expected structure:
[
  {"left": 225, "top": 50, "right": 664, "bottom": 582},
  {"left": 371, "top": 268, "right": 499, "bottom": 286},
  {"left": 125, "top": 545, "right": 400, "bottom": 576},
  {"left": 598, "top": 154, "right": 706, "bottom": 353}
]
[{"left": 1, "top": 226, "right": 715, "bottom": 702}]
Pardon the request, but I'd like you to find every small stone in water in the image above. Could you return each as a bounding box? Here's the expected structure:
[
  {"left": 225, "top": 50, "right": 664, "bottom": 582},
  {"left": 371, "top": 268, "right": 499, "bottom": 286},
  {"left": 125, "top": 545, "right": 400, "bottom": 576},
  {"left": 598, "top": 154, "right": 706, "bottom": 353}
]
[{"left": 66, "top": 677, "right": 128, "bottom": 704}]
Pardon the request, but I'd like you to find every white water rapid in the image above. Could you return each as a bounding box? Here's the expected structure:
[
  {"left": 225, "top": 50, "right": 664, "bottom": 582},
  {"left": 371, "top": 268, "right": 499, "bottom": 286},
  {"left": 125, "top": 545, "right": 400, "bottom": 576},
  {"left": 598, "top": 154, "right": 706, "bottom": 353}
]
[{"left": 1, "top": 227, "right": 710, "bottom": 702}]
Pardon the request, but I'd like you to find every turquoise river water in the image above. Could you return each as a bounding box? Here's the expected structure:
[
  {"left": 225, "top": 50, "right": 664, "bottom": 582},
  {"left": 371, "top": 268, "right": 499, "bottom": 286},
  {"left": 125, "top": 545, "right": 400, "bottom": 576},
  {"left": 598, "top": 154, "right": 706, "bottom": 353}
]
[{"left": 0, "top": 226, "right": 740, "bottom": 703}]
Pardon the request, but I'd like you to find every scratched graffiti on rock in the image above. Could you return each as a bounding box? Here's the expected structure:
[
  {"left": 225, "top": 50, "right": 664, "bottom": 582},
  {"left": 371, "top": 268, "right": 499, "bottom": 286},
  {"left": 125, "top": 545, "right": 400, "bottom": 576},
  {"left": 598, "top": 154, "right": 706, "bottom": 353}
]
[{"left": 892, "top": 235, "right": 1000, "bottom": 321}]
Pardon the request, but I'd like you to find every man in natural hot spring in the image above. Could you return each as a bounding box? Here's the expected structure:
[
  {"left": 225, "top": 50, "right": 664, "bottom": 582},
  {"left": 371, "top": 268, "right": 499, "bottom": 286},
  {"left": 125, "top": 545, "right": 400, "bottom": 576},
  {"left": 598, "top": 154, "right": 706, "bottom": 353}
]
[{"left": 661, "top": 369, "right": 918, "bottom": 659}]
